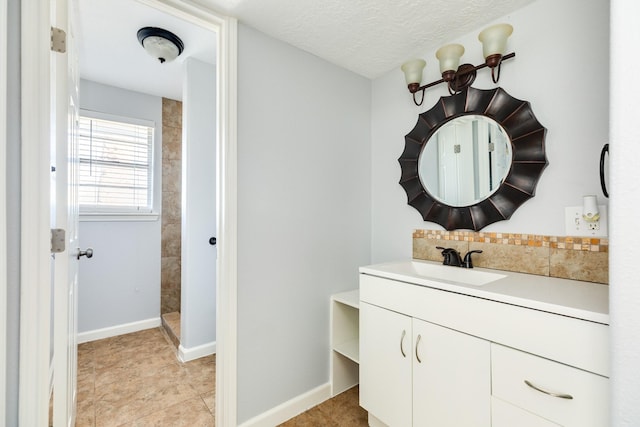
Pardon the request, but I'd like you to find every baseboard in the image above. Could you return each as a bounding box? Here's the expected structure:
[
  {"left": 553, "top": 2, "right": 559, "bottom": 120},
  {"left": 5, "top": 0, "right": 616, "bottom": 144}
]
[
  {"left": 77, "top": 317, "right": 161, "bottom": 343},
  {"left": 178, "top": 341, "right": 216, "bottom": 362},
  {"left": 238, "top": 383, "right": 331, "bottom": 427}
]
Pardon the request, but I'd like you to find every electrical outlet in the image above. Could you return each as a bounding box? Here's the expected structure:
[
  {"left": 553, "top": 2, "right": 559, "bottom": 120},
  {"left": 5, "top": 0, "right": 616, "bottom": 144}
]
[{"left": 565, "top": 205, "right": 608, "bottom": 237}]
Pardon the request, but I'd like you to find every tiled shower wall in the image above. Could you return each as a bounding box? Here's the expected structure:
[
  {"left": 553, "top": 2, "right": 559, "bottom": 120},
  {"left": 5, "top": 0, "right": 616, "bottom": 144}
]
[
  {"left": 161, "top": 99, "right": 182, "bottom": 314},
  {"left": 413, "top": 230, "right": 609, "bottom": 284}
]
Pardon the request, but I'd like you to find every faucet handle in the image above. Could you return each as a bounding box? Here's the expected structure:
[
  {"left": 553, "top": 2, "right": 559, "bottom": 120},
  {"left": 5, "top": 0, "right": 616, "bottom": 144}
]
[
  {"left": 436, "top": 246, "right": 450, "bottom": 264},
  {"left": 463, "top": 250, "right": 483, "bottom": 268},
  {"left": 436, "top": 246, "right": 462, "bottom": 267}
]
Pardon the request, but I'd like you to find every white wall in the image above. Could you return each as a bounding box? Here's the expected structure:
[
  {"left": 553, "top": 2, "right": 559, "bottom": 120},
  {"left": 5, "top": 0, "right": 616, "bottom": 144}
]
[
  {"left": 236, "top": 24, "right": 372, "bottom": 423},
  {"left": 181, "top": 58, "right": 217, "bottom": 351},
  {"left": 77, "top": 80, "right": 162, "bottom": 333},
  {"left": 610, "top": 1, "right": 640, "bottom": 425},
  {"left": 370, "top": 0, "right": 609, "bottom": 262}
]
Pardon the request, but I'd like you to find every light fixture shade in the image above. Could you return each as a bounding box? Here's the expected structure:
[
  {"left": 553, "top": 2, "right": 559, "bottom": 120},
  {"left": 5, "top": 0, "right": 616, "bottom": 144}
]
[
  {"left": 478, "top": 23, "right": 513, "bottom": 59},
  {"left": 401, "top": 59, "right": 427, "bottom": 86},
  {"left": 137, "top": 27, "right": 184, "bottom": 63},
  {"left": 435, "top": 44, "right": 465, "bottom": 74}
]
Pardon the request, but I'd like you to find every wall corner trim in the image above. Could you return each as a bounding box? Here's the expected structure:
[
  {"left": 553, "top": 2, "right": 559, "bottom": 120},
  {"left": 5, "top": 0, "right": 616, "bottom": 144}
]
[
  {"left": 238, "top": 383, "right": 331, "bottom": 427},
  {"left": 177, "top": 341, "right": 216, "bottom": 362}
]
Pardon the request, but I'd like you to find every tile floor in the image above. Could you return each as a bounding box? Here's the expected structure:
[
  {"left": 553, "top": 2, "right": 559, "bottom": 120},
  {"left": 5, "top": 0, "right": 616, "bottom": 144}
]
[
  {"left": 279, "top": 386, "right": 368, "bottom": 427},
  {"left": 160, "top": 311, "right": 181, "bottom": 348},
  {"left": 75, "top": 328, "right": 367, "bottom": 426},
  {"left": 75, "top": 328, "right": 215, "bottom": 426}
]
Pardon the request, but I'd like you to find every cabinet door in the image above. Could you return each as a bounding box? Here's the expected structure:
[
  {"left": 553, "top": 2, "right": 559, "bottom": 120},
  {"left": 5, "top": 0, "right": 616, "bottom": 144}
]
[
  {"left": 412, "top": 319, "right": 491, "bottom": 427},
  {"left": 360, "top": 302, "right": 412, "bottom": 427}
]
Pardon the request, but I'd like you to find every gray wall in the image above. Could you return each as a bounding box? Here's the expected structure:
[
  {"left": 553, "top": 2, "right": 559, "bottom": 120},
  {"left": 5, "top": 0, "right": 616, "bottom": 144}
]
[
  {"left": 77, "top": 80, "right": 162, "bottom": 333},
  {"left": 370, "top": 0, "right": 610, "bottom": 262},
  {"left": 236, "top": 24, "right": 372, "bottom": 423}
]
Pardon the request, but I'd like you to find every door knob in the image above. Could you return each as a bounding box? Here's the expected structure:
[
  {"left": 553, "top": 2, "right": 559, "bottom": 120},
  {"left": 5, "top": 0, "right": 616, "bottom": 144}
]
[
  {"left": 209, "top": 237, "right": 217, "bottom": 246},
  {"left": 77, "top": 248, "right": 93, "bottom": 260}
]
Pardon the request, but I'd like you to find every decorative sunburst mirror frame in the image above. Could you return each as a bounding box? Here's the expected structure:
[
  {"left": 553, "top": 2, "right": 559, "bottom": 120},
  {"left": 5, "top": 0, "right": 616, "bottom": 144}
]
[{"left": 399, "top": 86, "right": 548, "bottom": 231}]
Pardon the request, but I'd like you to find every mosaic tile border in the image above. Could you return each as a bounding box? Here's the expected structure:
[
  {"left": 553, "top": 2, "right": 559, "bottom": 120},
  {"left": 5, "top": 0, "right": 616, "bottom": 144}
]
[
  {"left": 413, "top": 229, "right": 609, "bottom": 284},
  {"left": 412, "top": 230, "right": 609, "bottom": 253}
]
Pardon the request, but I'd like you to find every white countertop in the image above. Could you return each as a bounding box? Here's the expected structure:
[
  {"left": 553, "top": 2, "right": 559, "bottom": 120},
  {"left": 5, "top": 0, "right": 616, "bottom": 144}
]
[{"left": 359, "top": 259, "right": 609, "bottom": 325}]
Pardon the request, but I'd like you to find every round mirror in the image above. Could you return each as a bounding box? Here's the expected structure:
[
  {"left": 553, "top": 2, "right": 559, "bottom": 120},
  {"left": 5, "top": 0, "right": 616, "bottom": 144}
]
[
  {"left": 419, "top": 115, "right": 512, "bottom": 207},
  {"left": 398, "top": 87, "right": 548, "bottom": 231}
]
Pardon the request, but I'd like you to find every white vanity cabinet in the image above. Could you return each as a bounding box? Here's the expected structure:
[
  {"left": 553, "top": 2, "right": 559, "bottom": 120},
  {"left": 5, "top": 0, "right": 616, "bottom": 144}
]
[
  {"left": 360, "top": 302, "right": 491, "bottom": 427},
  {"left": 358, "top": 264, "right": 609, "bottom": 427}
]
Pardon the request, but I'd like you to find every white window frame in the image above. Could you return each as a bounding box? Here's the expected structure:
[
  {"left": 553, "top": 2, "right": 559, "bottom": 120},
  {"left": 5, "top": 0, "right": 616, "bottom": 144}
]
[{"left": 78, "top": 109, "right": 158, "bottom": 221}]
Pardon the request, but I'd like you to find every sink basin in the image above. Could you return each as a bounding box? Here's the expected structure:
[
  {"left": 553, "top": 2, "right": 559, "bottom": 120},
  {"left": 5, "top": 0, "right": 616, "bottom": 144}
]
[{"left": 409, "top": 261, "right": 506, "bottom": 286}]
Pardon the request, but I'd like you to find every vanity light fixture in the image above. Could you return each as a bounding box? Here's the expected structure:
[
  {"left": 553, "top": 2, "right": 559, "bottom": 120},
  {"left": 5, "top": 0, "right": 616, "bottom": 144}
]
[
  {"left": 402, "top": 23, "right": 514, "bottom": 106},
  {"left": 137, "top": 27, "right": 184, "bottom": 64}
]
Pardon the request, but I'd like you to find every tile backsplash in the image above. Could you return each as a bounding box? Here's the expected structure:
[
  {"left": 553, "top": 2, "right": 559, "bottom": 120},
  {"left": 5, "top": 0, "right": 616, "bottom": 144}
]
[{"left": 413, "top": 230, "right": 608, "bottom": 284}]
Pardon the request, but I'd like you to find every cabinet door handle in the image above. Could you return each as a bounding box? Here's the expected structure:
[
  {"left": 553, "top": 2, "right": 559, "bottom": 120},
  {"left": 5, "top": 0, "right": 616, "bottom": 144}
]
[
  {"left": 524, "top": 380, "right": 574, "bottom": 400},
  {"left": 415, "top": 334, "right": 422, "bottom": 363},
  {"left": 400, "top": 330, "right": 407, "bottom": 358}
]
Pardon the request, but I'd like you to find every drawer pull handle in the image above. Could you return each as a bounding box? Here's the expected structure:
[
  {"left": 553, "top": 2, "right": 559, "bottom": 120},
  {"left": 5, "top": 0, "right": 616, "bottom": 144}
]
[
  {"left": 524, "top": 380, "right": 574, "bottom": 400},
  {"left": 415, "top": 334, "right": 422, "bottom": 363},
  {"left": 400, "top": 330, "right": 407, "bottom": 358}
]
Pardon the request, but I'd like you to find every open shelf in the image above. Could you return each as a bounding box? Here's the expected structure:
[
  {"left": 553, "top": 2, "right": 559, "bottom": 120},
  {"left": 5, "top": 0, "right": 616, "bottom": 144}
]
[
  {"left": 331, "top": 289, "right": 360, "bottom": 396},
  {"left": 334, "top": 338, "right": 359, "bottom": 363},
  {"left": 333, "top": 290, "right": 359, "bottom": 309}
]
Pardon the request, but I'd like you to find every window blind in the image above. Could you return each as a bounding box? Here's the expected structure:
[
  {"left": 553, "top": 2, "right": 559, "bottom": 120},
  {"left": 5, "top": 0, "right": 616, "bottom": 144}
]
[{"left": 78, "top": 115, "right": 154, "bottom": 213}]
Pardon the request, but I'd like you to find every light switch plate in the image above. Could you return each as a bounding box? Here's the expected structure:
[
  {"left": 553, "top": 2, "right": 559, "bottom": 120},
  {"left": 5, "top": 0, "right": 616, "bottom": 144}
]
[{"left": 565, "top": 205, "right": 608, "bottom": 237}]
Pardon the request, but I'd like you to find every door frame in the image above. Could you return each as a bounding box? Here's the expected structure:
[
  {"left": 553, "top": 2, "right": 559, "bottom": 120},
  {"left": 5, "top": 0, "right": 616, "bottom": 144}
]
[
  {"left": 0, "top": 0, "right": 7, "bottom": 422},
  {"left": 19, "top": 0, "right": 55, "bottom": 424},
  {"left": 18, "top": 1, "right": 239, "bottom": 426}
]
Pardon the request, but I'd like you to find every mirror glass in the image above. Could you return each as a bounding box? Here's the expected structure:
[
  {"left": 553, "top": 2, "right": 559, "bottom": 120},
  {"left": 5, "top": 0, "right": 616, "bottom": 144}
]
[{"left": 418, "top": 115, "right": 512, "bottom": 207}]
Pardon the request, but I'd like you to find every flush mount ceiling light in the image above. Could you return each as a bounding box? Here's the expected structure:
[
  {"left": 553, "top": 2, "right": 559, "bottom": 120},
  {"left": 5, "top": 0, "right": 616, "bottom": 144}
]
[
  {"left": 137, "top": 27, "right": 184, "bottom": 64},
  {"left": 401, "top": 23, "right": 514, "bottom": 105}
]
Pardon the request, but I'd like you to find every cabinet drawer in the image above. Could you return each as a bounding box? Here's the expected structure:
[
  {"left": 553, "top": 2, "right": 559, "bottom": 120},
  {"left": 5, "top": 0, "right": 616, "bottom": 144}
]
[
  {"left": 360, "top": 274, "right": 609, "bottom": 376},
  {"left": 491, "top": 344, "right": 608, "bottom": 427},
  {"left": 492, "top": 397, "right": 561, "bottom": 427}
]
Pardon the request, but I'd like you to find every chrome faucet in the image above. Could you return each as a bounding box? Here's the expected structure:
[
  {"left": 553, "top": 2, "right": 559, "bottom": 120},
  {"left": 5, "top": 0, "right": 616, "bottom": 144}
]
[{"left": 436, "top": 247, "right": 483, "bottom": 269}]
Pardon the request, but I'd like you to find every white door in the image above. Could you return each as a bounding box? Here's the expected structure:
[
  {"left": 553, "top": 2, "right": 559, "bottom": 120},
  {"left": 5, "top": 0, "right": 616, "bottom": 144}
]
[
  {"left": 51, "top": 0, "right": 80, "bottom": 425},
  {"left": 182, "top": 59, "right": 217, "bottom": 353}
]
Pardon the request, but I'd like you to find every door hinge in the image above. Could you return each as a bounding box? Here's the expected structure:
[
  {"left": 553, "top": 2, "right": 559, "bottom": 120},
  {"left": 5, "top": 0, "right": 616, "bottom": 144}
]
[
  {"left": 51, "top": 27, "right": 67, "bottom": 53},
  {"left": 51, "top": 228, "right": 66, "bottom": 253}
]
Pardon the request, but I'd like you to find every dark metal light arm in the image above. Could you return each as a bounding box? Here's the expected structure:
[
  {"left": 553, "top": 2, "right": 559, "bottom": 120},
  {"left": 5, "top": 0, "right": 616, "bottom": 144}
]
[{"left": 408, "top": 52, "right": 516, "bottom": 106}]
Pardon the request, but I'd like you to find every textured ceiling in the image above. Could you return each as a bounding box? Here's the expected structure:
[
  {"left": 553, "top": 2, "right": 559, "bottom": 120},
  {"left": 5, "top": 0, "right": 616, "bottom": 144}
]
[
  {"left": 197, "top": 0, "right": 536, "bottom": 78},
  {"left": 76, "top": 0, "right": 536, "bottom": 100}
]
